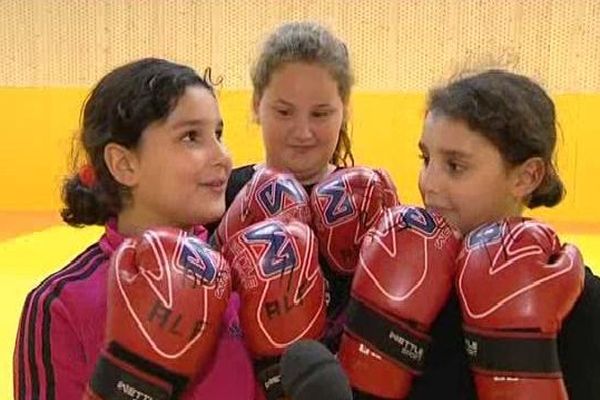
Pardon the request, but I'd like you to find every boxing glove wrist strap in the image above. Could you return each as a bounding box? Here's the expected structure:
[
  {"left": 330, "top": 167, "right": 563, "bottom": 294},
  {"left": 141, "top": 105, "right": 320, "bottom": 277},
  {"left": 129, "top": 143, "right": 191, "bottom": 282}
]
[
  {"left": 463, "top": 327, "right": 562, "bottom": 377},
  {"left": 352, "top": 387, "right": 390, "bottom": 400},
  {"left": 89, "top": 342, "right": 188, "bottom": 400},
  {"left": 255, "top": 356, "right": 285, "bottom": 400},
  {"left": 345, "top": 299, "right": 430, "bottom": 373}
]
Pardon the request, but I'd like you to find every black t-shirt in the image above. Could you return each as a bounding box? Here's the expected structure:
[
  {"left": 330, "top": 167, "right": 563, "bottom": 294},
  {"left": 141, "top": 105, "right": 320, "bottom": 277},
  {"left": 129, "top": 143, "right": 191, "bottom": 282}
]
[
  {"left": 217, "top": 164, "right": 600, "bottom": 400},
  {"left": 558, "top": 267, "right": 600, "bottom": 399}
]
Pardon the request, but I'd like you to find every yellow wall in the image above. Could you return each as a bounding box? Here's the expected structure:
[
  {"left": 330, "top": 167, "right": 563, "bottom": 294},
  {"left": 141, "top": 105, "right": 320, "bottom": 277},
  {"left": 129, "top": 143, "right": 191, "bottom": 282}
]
[
  {"left": 1, "top": 0, "right": 599, "bottom": 226},
  {"left": 1, "top": 88, "right": 599, "bottom": 227}
]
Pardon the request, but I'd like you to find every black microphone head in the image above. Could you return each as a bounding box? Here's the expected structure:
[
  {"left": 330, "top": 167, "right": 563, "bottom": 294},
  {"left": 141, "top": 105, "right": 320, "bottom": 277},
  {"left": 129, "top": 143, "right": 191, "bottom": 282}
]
[{"left": 281, "top": 339, "right": 353, "bottom": 400}]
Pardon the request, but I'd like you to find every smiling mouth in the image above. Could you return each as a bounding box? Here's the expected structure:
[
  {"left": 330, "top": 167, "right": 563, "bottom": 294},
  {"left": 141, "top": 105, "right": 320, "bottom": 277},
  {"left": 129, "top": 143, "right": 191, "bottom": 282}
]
[
  {"left": 289, "top": 145, "right": 316, "bottom": 151},
  {"left": 202, "top": 179, "right": 227, "bottom": 190}
]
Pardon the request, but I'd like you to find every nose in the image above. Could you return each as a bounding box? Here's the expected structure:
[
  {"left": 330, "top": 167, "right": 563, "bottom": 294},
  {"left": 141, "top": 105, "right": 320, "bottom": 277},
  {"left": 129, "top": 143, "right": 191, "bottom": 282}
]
[
  {"left": 291, "top": 114, "right": 313, "bottom": 141},
  {"left": 418, "top": 162, "right": 441, "bottom": 197},
  {"left": 210, "top": 138, "right": 232, "bottom": 171}
]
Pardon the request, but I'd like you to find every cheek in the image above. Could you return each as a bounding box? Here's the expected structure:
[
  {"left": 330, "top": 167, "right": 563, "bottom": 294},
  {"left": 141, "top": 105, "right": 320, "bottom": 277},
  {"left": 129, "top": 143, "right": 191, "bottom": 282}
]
[
  {"left": 222, "top": 150, "right": 233, "bottom": 173},
  {"left": 452, "top": 183, "right": 483, "bottom": 212},
  {"left": 170, "top": 154, "right": 203, "bottom": 181},
  {"left": 441, "top": 185, "right": 475, "bottom": 221},
  {"left": 261, "top": 121, "right": 285, "bottom": 147},
  {"left": 163, "top": 167, "right": 192, "bottom": 191},
  {"left": 316, "top": 121, "right": 341, "bottom": 146},
  {"left": 328, "top": 115, "right": 344, "bottom": 136},
  {"left": 453, "top": 188, "right": 503, "bottom": 233},
  {"left": 417, "top": 169, "right": 425, "bottom": 196}
]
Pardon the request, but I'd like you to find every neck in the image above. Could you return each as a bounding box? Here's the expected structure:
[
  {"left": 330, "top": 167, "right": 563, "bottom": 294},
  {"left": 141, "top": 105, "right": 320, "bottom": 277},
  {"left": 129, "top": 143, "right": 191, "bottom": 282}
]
[
  {"left": 117, "top": 206, "right": 191, "bottom": 237},
  {"left": 259, "top": 163, "right": 336, "bottom": 185},
  {"left": 298, "top": 164, "right": 336, "bottom": 185},
  {"left": 504, "top": 201, "right": 525, "bottom": 220}
]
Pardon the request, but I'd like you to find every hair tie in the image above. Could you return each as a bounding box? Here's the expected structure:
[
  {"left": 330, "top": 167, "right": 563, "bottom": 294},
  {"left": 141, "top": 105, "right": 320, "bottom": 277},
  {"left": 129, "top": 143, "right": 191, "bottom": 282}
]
[{"left": 78, "top": 164, "right": 97, "bottom": 188}]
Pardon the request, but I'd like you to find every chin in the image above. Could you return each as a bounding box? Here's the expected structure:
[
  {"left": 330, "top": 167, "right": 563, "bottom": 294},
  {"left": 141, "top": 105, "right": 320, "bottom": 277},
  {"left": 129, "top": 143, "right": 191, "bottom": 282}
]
[
  {"left": 437, "top": 213, "right": 461, "bottom": 233},
  {"left": 291, "top": 164, "right": 327, "bottom": 184},
  {"left": 200, "top": 206, "right": 226, "bottom": 225}
]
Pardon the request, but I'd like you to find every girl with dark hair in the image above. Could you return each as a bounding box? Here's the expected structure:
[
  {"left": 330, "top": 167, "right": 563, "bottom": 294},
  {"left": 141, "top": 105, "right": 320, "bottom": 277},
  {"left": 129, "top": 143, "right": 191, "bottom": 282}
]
[
  {"left": 413, "top": 69, "right": 600, "bottom": 399},
  {"left": 14, "top": 58, "right": 260, "bottom": 399}
]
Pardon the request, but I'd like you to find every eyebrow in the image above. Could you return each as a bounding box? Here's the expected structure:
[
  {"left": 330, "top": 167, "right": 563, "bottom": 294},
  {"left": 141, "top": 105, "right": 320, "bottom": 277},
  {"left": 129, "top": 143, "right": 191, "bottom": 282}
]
[
  {"left": 441, "top": 149, "right": 470, "bottom": 159},
  {"left": 172, "top": 119, "right": 223, "bottom": 130},
  {"left": 273, "top": 98, "right": 335, "bottom": 108},
  {"left": 418, "top": 141, "right": 471, "bottom": 159},
  {"left": 273, "top": 98, "right": 293, "bottom": 106}
]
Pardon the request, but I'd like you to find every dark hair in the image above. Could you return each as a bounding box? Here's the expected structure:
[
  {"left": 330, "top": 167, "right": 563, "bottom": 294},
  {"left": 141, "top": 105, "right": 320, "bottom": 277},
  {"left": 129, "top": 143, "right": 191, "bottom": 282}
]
[
  {"left": 251, "top": 21, "right": 355, "bottom": 167},
  {"left": 61, "top": 58, "right": 215, "bottom": 226},
  {"left": 426, "top": 69, "right": 564, "bottom": 208}
]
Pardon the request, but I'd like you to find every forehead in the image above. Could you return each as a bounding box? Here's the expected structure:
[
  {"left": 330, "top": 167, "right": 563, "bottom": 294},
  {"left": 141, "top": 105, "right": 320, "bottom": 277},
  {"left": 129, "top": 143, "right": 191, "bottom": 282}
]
[
  {"left": 264, "top": 62, "right": 341, "bottom": 101},
  {"left": 421, "top": 112, "right": 499, "bottom": 158},
  {"left": 166, "top": 85, "right": 219, "bottom": 122}
]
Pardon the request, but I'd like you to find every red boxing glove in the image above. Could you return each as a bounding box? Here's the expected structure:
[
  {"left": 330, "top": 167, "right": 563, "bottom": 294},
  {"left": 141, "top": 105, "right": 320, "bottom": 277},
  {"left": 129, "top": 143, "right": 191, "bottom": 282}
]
[
  {"left": 338, "top": 205, "right": 459, "bottom": 399},
  {"left": 85, "top": 228, "right": 231, "bottom": 400},
  {"left": 222, "top": 219, "right": 327, "bottom": 400},
  {"left": 456, "top": 218, "right": 585, "bottom": 400},
  {"left": 212, "top": 167, "right": 312, "bottom": 249},
  {"left": 311, "top": 166, "right": 399, "bottom": 275}
]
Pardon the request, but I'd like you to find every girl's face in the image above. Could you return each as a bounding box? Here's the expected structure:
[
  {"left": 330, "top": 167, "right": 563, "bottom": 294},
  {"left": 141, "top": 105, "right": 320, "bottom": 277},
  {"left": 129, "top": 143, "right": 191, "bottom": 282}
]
[
  {"left": 127, "top": 85, "right": 232, "bottom": 229},
  {"left": 418, "top": 112, "right": 523, "bottom": 235},
  {"left": 254, "top": 62, "right": 345, "bottom": 184}
]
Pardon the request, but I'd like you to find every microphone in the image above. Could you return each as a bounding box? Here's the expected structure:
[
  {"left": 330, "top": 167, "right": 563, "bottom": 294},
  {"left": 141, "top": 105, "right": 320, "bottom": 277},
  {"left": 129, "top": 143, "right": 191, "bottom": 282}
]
[{"left": 281, "top": 340, "right": 353, "bottom": 400}]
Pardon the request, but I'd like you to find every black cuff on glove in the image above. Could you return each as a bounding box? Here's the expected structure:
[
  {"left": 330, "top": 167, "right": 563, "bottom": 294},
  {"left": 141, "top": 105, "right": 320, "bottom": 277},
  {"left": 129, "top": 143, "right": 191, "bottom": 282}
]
[
  {"left": 89, "top": 342, "right": 189, "bottom": 400},
  {"left": 255, "top": 356, "right": 285, "bottom": 400}
]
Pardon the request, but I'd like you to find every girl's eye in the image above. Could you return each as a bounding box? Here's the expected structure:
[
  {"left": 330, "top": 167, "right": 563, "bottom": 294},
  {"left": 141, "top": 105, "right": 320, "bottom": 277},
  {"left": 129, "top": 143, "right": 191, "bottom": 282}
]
[
  {"left": 313, "top": 110, "right": 332, "bottom": 118},
  {"left": 418, "top": 153, "right": 430, "bottom": 166},
  {"left": 447, "top": 161, "right": 465, "bottom": 174},
  {"left": 276, "top": 108, "right": 291, "bottom": 117},
  {"left": 182, "top": 131, "right": 198, "bottom": 142},
  {"left": 182, "top": 130, "right": 200, "bottom": 142},
  {"left": 215, "top": 128, "right": 223, "bottom": 141}
]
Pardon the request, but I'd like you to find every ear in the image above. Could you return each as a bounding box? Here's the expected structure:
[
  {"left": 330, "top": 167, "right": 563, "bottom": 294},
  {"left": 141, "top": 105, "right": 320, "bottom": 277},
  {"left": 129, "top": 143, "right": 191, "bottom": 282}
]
[
  {"left": 103, "top": 143, "right": 140, "bottom": 187},
  {"left": 510, "top": 157, "right": 545, "bottom": 200}
]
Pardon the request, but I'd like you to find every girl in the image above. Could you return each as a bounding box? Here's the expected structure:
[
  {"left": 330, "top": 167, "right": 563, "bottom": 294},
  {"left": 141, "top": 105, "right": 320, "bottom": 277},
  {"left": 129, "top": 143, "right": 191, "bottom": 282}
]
[
  {"left": 13, "top": 58, "right": 260, "bottom": 399},
  {"left": 418, "top": 69, "right": 600, "bottom": 399},
  {"left": 219, "top": 21, "right": 356, "bottom": 352}
]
